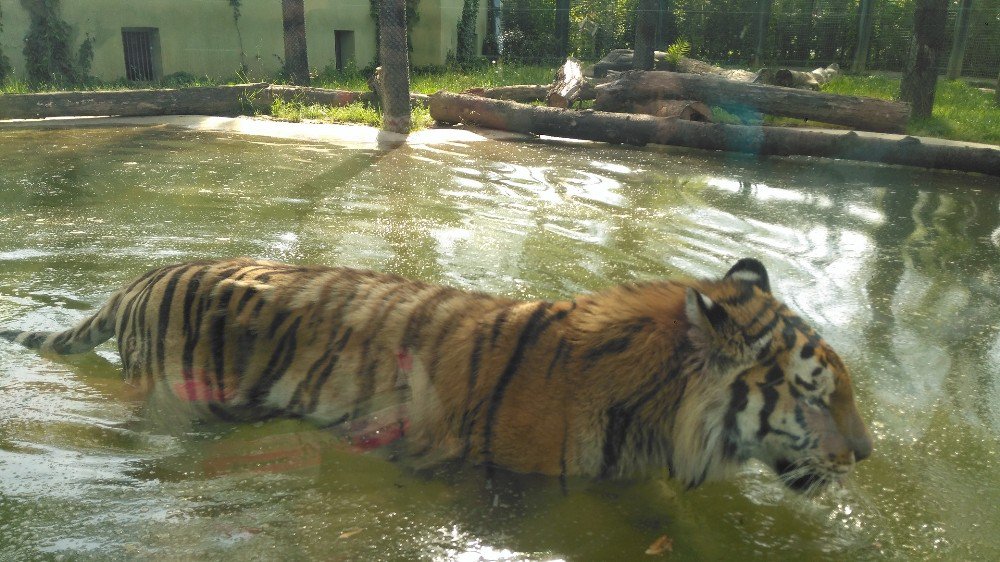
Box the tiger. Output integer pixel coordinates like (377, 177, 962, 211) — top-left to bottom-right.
(1, 257, 872, 492)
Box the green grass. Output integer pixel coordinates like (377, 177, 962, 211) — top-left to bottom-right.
(268, 97, 434, 130)
(821, 75, 998, 145)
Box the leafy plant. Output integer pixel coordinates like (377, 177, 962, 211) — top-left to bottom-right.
(369, 0, 421, 62)
(455, 0, 480, 63)
(664, 38, 690, 66)
(20, 0, 94, 86)
(0, 4, 13, 83)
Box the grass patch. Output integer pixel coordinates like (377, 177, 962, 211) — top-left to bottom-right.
(268, 97, 434, 130)
(269, 98, 382, 127)
(821, 75, 998, 145)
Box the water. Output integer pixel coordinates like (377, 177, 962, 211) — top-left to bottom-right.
(0, 124, 997, 561)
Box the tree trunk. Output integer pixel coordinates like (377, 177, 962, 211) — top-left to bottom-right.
(634, 0, 659, 70)
(547, 58, 585, 108)
(428, 92, 999, 176)
(852, 0, 875, 73)
(555, 0, 571, 61)
(900, 0, 948, 119)
(753, 0, 774, 68)
(596, 70, 910, 133)
(945, 0, 975, 80)
(378, 0, 411, 133)
(281, 0, 310, 85)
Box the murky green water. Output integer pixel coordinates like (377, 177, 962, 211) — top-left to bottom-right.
(0, 124, 997, 561)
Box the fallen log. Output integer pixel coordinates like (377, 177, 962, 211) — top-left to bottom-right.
(428, 92, 999, 176)
(547, 58, 585, 108)
(754, 64, 839, 91)
(631, 99, 714, 121)
(595, 70, 910, 133)
(592, 49, 756, 81)
(463, 84, 549, 102)
(0, 84, 271, 119)
(465, 81, 599, 104)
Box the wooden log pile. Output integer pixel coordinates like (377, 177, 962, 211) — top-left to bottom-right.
(429, 91, 999, 176)
(595, 70, 909, 133)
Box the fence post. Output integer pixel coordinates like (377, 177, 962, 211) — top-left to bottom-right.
(752, 0, 773, 68)
(634, 0, 658, 70)
(945, 0, 974, 80)
(852, 0, 875, 73)
(378, 0, 410, 133)
(555, 0, 571, 61)
(281, 0, 309, 85)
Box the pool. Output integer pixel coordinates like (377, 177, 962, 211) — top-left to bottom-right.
(1, 123, 998, 560)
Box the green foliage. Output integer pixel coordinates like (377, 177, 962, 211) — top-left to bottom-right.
(824, 75, 997, 144)
(569, 0, 639, 60)
(268, 97, 433, 130)
(0, 4, 13, 83)
(20, 0, 94, 86)
(369, 0, 421, 61)
(456, 0, 480, 63)
(664, 38, 690, 66)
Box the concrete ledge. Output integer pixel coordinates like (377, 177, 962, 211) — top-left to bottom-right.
(0, 114, 532, 149)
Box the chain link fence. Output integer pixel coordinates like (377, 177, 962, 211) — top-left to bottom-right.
(498, 0, 999, 79)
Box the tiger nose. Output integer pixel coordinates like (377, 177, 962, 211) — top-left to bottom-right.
(851, 433, 873, 462)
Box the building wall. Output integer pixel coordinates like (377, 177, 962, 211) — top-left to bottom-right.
(0, 0, 486, 83)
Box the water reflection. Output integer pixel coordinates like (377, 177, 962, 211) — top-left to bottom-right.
(0, 126, 998, 560)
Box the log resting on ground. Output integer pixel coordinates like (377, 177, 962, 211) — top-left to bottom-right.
(754, 64, 840, 90)
(429, 91, 998, 176)
(595, 70, 910, 133)
(592, 49, 756, 81)
(630, 100, 714, 121)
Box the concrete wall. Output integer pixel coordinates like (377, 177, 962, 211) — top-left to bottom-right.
(0, 0, 488, 83)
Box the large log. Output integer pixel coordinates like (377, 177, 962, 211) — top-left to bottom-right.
(592, 49, 755, 81)
(0, 84, 271, 119)
(595, 71, 910, 133)
(429, 92, 999, 176)
(754, 64, 839, 91)
(633, 100, 713, 121)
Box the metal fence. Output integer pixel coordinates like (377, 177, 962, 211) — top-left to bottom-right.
(499, 0, 1000, 79)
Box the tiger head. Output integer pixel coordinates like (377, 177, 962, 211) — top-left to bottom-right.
(681, 258, 872, 493)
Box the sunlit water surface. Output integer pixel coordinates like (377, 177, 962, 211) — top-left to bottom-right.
(0, 125, 997, 561)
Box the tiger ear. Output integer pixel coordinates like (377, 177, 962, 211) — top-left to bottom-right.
(685, 287, 728, 334)
(725, 258, 771, 293)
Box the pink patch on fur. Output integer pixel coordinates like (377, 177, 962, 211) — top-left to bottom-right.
(396, 347, 413, 373)
(172, 371, 234, 403)
(349, 419, 410, 452)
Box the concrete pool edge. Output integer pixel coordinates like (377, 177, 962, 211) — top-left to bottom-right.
(0, 114, 535, 148)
